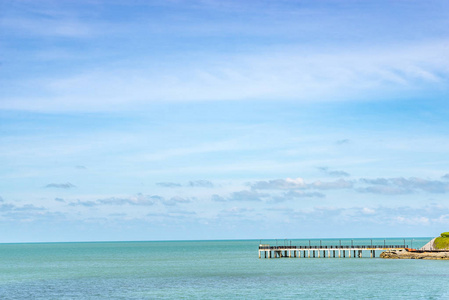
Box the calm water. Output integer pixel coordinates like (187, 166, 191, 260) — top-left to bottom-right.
(1, 238, 448, 299)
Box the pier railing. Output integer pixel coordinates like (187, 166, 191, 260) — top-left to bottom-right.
(259, 245, 408, 250)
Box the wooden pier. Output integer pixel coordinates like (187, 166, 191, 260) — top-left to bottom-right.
(259, 243, 410, 259)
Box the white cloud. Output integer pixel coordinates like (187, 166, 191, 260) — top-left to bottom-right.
(251, 177, 306, 190)
(283, 190, 325, 199)
(362, 207, 376, 215)
(213, 190, 269, 202)
(162, 196, 191, 206)
(218, 207, 254, 217)
(310, 179, 353, 190)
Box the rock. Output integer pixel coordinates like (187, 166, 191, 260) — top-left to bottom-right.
(380, 249, 449, 260)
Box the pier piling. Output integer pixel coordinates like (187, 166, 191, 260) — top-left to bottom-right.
(259, 243, 409, 259)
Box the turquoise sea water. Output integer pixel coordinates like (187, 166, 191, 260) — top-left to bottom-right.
(1, 238, 448, 299)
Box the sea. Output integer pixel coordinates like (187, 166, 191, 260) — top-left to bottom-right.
(1, 238, 448, 299)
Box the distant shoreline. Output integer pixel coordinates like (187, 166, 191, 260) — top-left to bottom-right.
(0, 237, 434, 245)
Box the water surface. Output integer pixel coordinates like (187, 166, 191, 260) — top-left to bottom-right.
(1, 238, 447, 299)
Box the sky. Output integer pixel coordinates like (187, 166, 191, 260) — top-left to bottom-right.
(1, 0, 449, 243)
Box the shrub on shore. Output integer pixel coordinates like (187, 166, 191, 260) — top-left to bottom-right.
(434, 232, 449, 250)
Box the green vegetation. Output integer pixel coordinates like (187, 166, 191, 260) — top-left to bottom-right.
(434, 232, 449, 250)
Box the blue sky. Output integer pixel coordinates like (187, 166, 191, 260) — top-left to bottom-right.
(1, 0, 449, 242)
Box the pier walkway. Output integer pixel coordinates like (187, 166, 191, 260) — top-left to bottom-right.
(259, 243, 410, 259)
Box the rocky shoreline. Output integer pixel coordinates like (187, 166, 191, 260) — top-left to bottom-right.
(380, 249, 449, 260)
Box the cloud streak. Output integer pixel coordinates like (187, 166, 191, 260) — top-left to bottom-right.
(189, 180, 214, 188)
(156, 182, 182, 187)
(3, 40, 448, 112)
(250, 176, 449, 196)
(251, 178, 353, 191)
(212, 190, 268, 202)
(67, 193, 191, 207)
(318, 167, 350, 177)
(162, 196, 191, 206)
(250, 178, 307, 190)
(45, 182, 76, 189)
(283, 190, 326, 199)
(274, 204, 449, 227)
(358, 177, 449, 194)
(97, 194, 157, 206)
(0, 198, 47, 213)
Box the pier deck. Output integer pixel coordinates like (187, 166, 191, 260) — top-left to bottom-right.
(259, 244, 410, 258)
